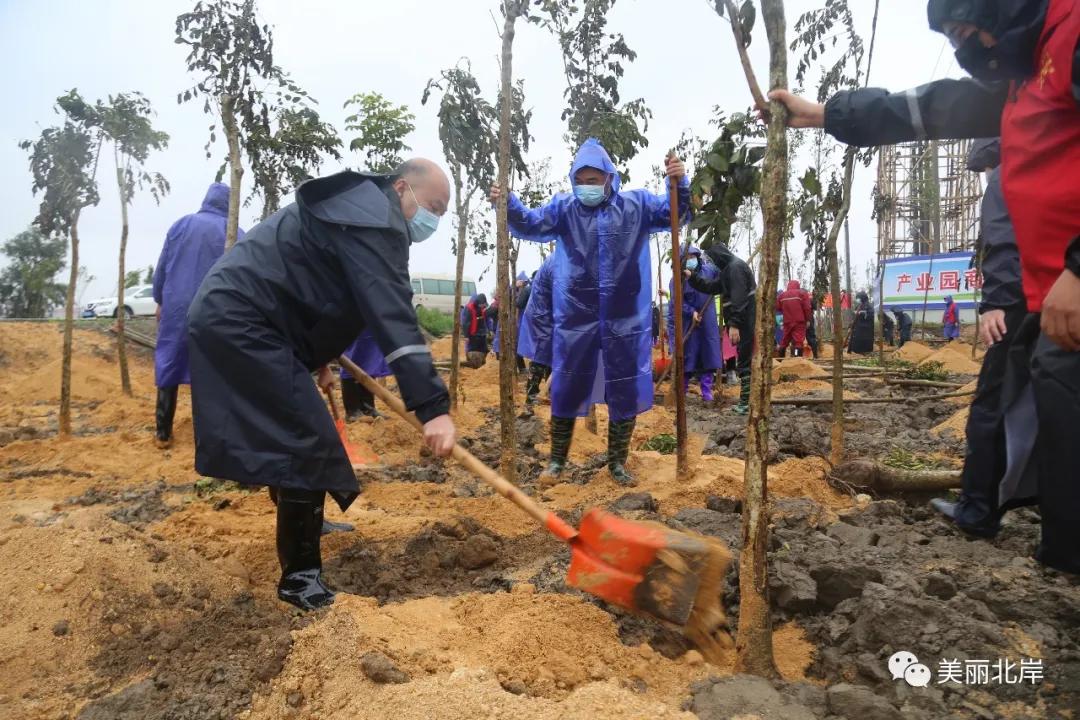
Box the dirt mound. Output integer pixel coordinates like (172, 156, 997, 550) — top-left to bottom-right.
(932, 407, 970, 439)
(918, 345, 982, 375)
(893, 341, 935, 363)
(772, 358, 822, 381)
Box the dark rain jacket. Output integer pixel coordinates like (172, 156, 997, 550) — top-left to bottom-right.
(687, 242, 757, 334)
(967, 139, 1026, 313)
(895, 311, 914, 343)
(186, 172, 448, 510)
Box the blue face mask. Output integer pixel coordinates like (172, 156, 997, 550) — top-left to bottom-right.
(574, 184, 607, 207)
(406, 182, 440, 243)
(685, 257, 700, 271)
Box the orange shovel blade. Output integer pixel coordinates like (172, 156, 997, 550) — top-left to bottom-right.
(335, 418, 380, 467)
(566, 509, 723, 627)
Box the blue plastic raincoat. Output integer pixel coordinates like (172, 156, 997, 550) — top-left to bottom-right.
(517, 257, 554, 366)
(152, 183, 240, 387)
(340, 328, 391, 380)
(666, 248, 722, 374)
(504, 139, 690, 421)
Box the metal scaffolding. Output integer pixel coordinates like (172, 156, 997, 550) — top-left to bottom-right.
(875, 139, 984, 260)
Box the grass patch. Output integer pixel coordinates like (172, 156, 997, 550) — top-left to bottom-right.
(641, 433, 677, 455)
(416, 306, 455, 338)
(901, 360, 949, 382)
(882, 447, 951, 471)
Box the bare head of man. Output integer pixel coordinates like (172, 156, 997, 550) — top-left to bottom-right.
(392, 158, 451, 222)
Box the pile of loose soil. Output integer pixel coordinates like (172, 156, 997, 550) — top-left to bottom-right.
(918, 346, 983, 375)
(932, 407, 971, 439)
(772, 358, 824, 381)
(894, 341, 936, 364)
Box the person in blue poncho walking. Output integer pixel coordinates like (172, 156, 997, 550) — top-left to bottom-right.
(151, 182, 241, 448)
(518, 258, 555, 414)
(489, 139, 689, 486)
(340, 329, 390, 420)
(667, 246, 723, 403)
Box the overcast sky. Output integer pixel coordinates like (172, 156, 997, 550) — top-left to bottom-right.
(0, 0, 963, 306)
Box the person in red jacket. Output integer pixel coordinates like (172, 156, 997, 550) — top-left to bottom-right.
(767, 0, 1080, 575)
(776, 280, 813, 357)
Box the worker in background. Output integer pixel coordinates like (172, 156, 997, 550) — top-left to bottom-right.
(152, 182, 239, 449)
(187, 160, 457, 610)
(461, 293, 489, 368)
(892, 308, 914, 348)
(767, 0, 1080, 574)
(848, 291, 875, 354)
(687, 242, 758, 415)
(943, 295, 961, 341)
(651, 301, 661, 347)
(490, 139, 689, 486)
(882, 310, 896, 347)
(668, 246, 723, 403)
(806, 297, 820, 359)
(518, 257, 554, 414)
(340, 329, 388, 420)
(776, 279, 812, 357)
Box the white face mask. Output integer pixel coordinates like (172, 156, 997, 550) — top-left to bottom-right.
(406, 182, 439, 243)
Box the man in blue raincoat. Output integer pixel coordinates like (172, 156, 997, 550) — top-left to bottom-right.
(489, 139, 689, 486)
(667, 247, 723, 403)
(340, 329, 391, 420)
(518, 258, 555, 414)
(151, 182, 240, 448)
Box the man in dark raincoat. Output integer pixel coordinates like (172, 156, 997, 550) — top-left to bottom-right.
(461, 293, 489, 367)
(931, 139, 1030, 537)
(151, 182, 239, 448)
(489, 140, 689, 486)
(776, 279, 812, 357)
(187, 159, 457, 610)
(667, 247, 723, 402)
(769, 0, 1080, 574)
(518, 258, 554, 413)
(848, 292, 876, 354)
(893, 307, 914, 347)
(340, 329, 390, 420)
(687, 242, 758, 414)
(881, 310, 896, 347)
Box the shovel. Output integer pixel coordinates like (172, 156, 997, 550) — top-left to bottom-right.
(339, 354, 732, 644)
(323, 385, 380, 469)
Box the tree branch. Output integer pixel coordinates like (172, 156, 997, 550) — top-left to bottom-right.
(718, 0, 769, 115)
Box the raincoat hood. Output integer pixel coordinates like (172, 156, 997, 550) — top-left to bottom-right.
(683, 245, 702, 258)
(927, 0, 1049, 80)
(200, 182, 231, 216)
(787, 280, 802, 291)
(569, 138, 620, 200)
(470, 293, 487, 308)
(967, 138, 1002, 171)
(705, 242, 738, 271)
(945, 295, 955, 304)
(516, 271, 529, 282)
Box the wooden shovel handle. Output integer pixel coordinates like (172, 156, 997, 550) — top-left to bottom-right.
(338, 355, 577, 542)
(323, 385, 341, 422)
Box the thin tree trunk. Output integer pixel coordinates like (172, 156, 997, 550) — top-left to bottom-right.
(670, 182, 688, 479)
(221, 95, 243, 251)
(60, 213, 81, 437)
(495, 1, 520, 483)
(826, 150, 856, 466)
(843, 218, 853, 300)
(115, 160, 132, 396)
(734, 0, 787, 678)
(449, 173, 468, 410)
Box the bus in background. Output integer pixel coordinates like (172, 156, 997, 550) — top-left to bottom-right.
(410, 274, 477, 314)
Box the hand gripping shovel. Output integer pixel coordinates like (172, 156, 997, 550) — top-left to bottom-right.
(323, 385, 380, 469)
(339, 355, 732, 647)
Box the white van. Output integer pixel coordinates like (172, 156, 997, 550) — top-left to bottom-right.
(410, 274, 477, 314)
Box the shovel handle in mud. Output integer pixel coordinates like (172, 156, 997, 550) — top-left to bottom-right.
(323, 385, 343, 422)
(338, 355, 577, 543)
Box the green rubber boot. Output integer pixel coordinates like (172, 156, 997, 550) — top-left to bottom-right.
(607, 418, 637, 487)
(734, 371, 751, 415)
(540, 416, 575, 486)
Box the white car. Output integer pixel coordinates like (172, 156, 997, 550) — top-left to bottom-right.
(82, 284, 157, 319)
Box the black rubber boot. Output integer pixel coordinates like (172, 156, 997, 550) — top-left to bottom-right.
(268, 487, 353, 536)
(541, 416, 575, 485)
(275, 488, 336, 610)
(341, 378, 381, 421)
(155, 386, 179, 447)
(607, 418, 637, 487)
